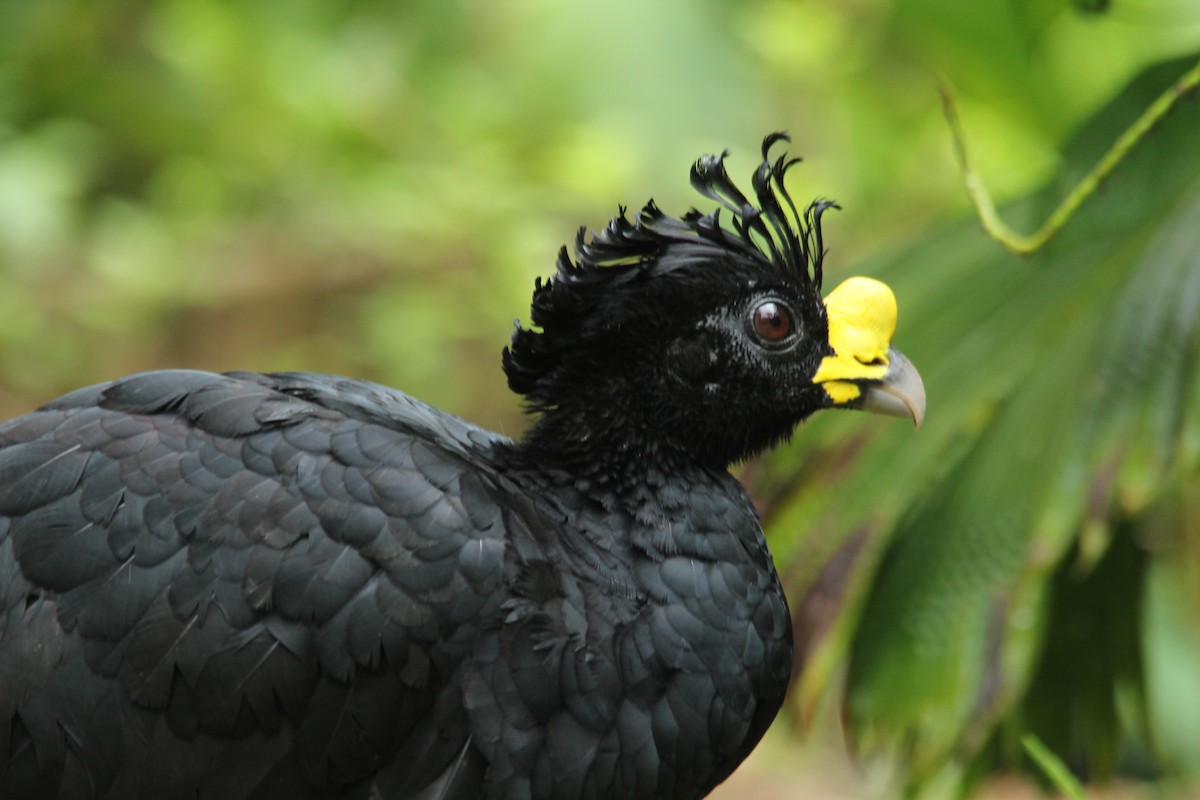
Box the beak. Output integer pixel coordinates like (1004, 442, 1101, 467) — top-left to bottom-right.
(859, 347, 926, 428)
(812, 277, 926, 429)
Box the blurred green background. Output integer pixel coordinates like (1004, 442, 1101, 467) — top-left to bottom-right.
(2, 1, 1199, 797)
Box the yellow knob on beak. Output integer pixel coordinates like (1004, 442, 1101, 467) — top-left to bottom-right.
(813, 277, 926, 428)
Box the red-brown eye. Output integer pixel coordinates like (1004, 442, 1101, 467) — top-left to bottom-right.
(751, 301, 795, 345)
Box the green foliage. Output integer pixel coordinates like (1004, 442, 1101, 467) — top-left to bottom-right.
(767, 58, 1200, 795)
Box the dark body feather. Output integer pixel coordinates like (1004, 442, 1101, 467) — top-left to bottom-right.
(0, 370, 789, 799)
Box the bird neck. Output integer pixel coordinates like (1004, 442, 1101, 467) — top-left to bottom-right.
(516, 405, 722, 482)
(501, 417, 762, 566)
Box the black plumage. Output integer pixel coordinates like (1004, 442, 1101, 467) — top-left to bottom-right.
(0, 134, 924, 799)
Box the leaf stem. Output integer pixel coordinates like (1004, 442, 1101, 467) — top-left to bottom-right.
(1021, 734, 1088, 799)
(941, 57, 1200, 256)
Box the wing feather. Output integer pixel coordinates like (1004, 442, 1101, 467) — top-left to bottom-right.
(0, 370, 511, 797)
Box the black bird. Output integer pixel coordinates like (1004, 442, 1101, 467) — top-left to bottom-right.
(0, 134, 924, 800)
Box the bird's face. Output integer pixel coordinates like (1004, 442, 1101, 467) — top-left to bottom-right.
(505, 134, 924, 469)
(628, 259, 923, 466)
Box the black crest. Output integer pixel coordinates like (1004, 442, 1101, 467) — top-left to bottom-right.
(503, 132, 839, 403)
(685, 131, 839, 289)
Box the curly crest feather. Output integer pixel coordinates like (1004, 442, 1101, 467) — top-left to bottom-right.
(503, 133, 838, 406)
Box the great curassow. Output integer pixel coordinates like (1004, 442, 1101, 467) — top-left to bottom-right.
(0, 134, 924, 799)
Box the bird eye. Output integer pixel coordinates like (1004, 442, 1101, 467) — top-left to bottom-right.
(749, 300, 796, 346)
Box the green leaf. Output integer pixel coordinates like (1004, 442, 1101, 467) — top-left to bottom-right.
(766, 54, 1200, 792)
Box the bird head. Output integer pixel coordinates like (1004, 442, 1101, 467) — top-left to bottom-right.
(504, 133, 924, 469)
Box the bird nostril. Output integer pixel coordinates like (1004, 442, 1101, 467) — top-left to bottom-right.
(856, 356, 887, 367)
